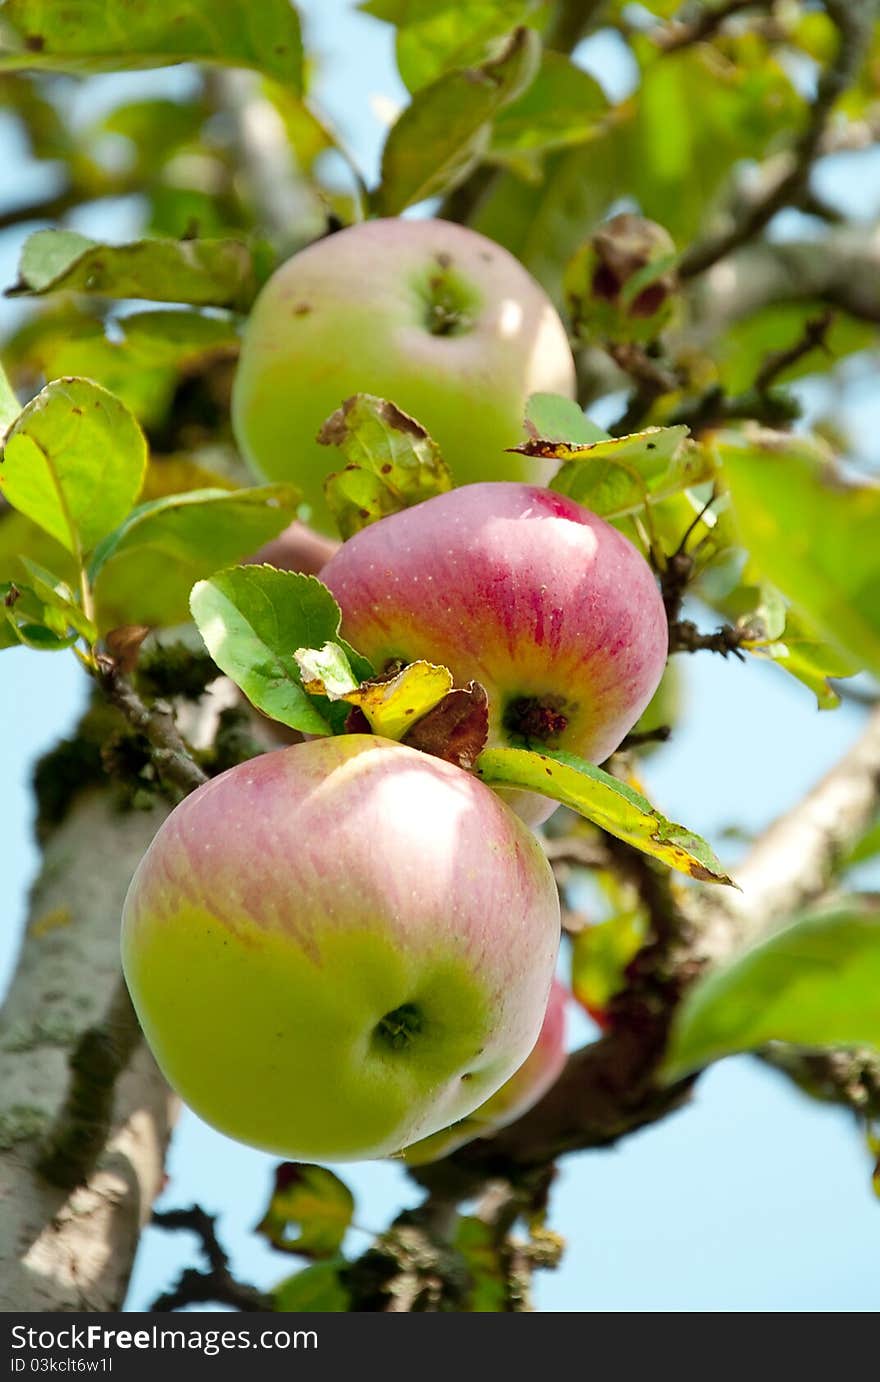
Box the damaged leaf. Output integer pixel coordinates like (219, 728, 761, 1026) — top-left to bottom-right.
(320, 393, 452, 539)
(476, 745, 734, 885)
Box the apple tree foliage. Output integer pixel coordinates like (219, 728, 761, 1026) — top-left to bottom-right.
(1, 0, 880, 1312)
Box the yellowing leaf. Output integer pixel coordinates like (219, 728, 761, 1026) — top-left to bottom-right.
(296, 645, 454, 741)
(257, 1163, 354, 1260)
(476, 746, 734, 885)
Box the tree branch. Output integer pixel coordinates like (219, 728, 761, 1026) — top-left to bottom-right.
(150, 1207, 270, 1312)
(36, 978, 142, 1190)
(94, 658, 208, 796)
(679, 2, 878, 279)
(0, 675, 233, 1310)
(413, 703, 880, 1197)
(654, 1, 774, 54)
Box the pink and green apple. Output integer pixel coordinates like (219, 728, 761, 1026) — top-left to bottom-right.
(321, 483, 669, 822)
(232, 218, 576, 533)
(404, 978, 568, 1164)
(121, 735, 561, 1161)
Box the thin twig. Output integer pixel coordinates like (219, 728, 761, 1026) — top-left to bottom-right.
(151, 1207, 270, 1312)
(753, 307, 835, 393)
(617, 724, 672, 750)
(655, 0, 774, 53)
(668, 619, 748, 658)
(94, 656, 208, 796)
(680, 1, 878, 279)
(607, 343, 680, 436)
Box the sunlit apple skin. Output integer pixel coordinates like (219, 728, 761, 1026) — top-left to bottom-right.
(232, 218, 576, 533)
(121, 735, 560, 1161)
(321, 484, 669, 823)
(403, 979, 568, 1164)
(248, 520, 338, 575)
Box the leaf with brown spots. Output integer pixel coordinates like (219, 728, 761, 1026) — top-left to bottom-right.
(257, 1163, 354, 1260)
(403, 681, 489, 769)
(475, 745, 735, 886)
(517, 425, 705, 521)
(320, 393, 451, 540)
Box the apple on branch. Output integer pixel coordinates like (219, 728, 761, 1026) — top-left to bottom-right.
(121, 735, 561, 1161)
(232, 218, 576, 533)
(321, 482, 669, 823)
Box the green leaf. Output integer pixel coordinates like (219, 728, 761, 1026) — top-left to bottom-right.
(724, 594, 858, 710)
(396, 3, 541, 92)
(19, 557, 96, 642)
(843, 816, 880, 870)
(190, 566, 366, 735)
(571, 908, 646, 1026)
(473, 132, 627, 302)
(719, 430, 880, 678)
(476, 745, 734, 885)
(88, 484, 300, 630)
(489, 50, 607, 166)
(544, 426, 708, 520)
(454, 1216, 507, 1312)
(524, 392, 609, 445)
(297, 647, 455, 740)
(361, 3, 548, 91)
(0, 0, 304, 89)
(627, 35, 801, 244)
(11, 229, 259, 310)
(11, 309, 239, 428)
(1, 580, 80, 651)
(0, 357, 20, 433)
(257, 1163, 355, 1260)
(663, 900, 880, 1081)
(273, 1257, 351, 1312)
(0, 378, 147, 558)
(319, 393, 452, 539)
(376, 25, 540, 213)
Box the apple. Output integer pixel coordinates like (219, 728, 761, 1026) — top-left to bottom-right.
(121, 735, 560, 1161)
(403, 978, 568, 1164)
(232, 218, 576, 533)
(321, 483, 669, 822)
(247, 520, 338, 575)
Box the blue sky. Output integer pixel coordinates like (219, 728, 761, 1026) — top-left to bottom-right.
(1, 0, 879, 1313)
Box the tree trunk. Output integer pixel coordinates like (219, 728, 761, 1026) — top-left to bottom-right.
(0, 791, 176, 1311)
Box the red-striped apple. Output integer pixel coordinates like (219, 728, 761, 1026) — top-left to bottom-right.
(321, 483, 668, 822)
(232, 218, 576, 533)
(121, 735, 560, 1161)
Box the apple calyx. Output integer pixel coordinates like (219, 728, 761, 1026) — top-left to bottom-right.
(503, 694, 570, 745)
(418, 253, 479, 338)
(374, 1002, 424, 1052)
